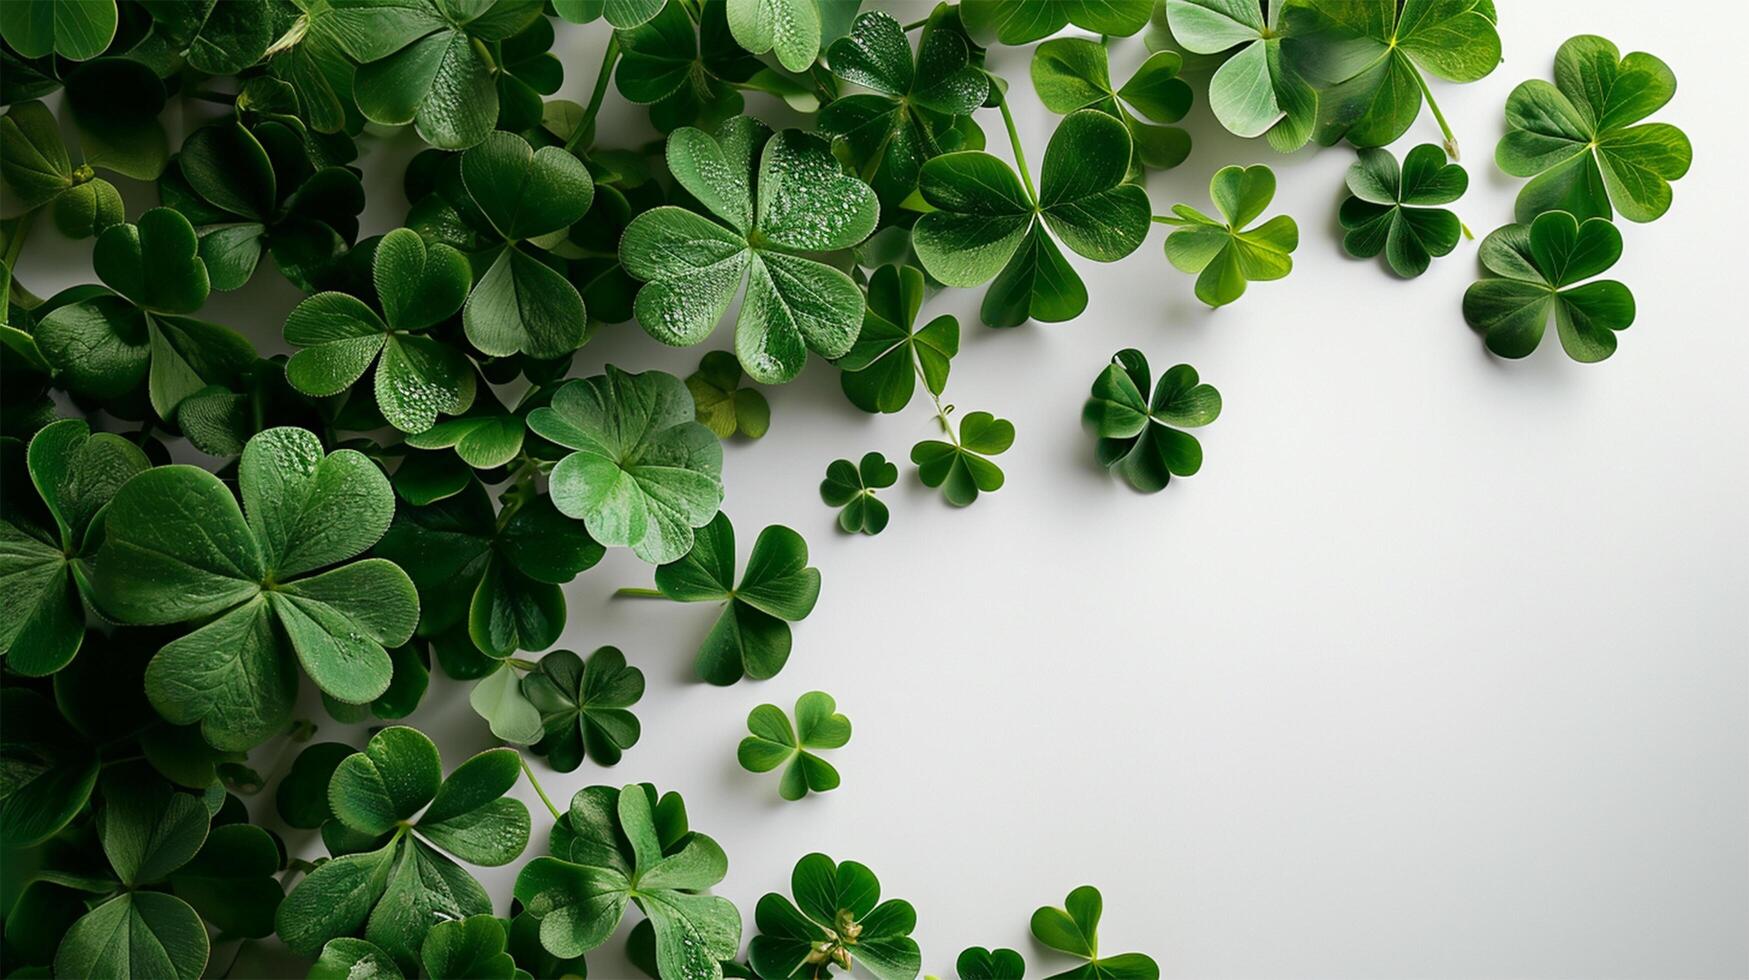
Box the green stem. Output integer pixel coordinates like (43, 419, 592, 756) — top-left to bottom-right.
(995, 92, 1038, 205)
(493, 457, 541, 532)
(912, 357, 957, 444)
(568, 34, 622, 153)
(2, 210, 35, 270)
(471, 37, 499, 74)
(1410, 68, 1459, 159)
(615, 587, 666, 598)
(900, 16, 928, 30)
(507, 657, 540, 672)
(1151, 214, 1189, 226)
(1460, 220, 1475, 241)
(520, 755, 563, 821)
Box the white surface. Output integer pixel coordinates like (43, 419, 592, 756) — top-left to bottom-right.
(16, 2, 1748, 977)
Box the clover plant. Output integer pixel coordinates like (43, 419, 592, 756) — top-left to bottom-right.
(1340, 144, 1469, 278)
(752, 852, 921, 980)
(1032, 39, 1192, 171)
(688, 349, 771, 439)
(1084, 350, 1221, 494)
(822, 451, 899, 535)
(960, 947, 1029, 979)
(1157, 0, 1317, 151)
(738, 690, 852, 800)
(524, 645, 647, 770)
(1463, 210, 1635, 362)
(961, 0, 1152, 46)
(1031, 885, 1159, 980)
(1, 100, 125, 238)
(1159, 164, 1298, 308)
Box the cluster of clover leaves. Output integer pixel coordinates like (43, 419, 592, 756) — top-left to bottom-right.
(0, 0, 1690, 976)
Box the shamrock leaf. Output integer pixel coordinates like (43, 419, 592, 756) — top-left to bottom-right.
(960, 947, 1028, 979)
(469, 658, 545, 744)
(168, 822, 287, 940)
(1030, 885, 1159, 980)
(276, 741, 356, 830)
(524, 646, 647, 770)
(2, 418, 148, 675)
(93, 426, 419, 750)
(1083, 350, 1221, 493)
(176, 356, 328, 459)
(0, 688, 99, 847)
(620, 119, 879, 383)
(646, 511, 822, 684)
(0, 0, 116, 60)
(554, 0, 665, 29)
(262, 1, 364, 135)
(0, 100, 125, 238)
(1496, 34, 1693, 223)
(309, 938, 407, 980)
(401, 381, 547, 474)
(614, 0, 761, 134)
(1032, 39, 1192, 170)
(1462, 210, 1635, 363)
(276, 727, 531, 972)
(1160, 164, 1298, 308)
(820, 10, 990, 207)
(738, 691, 852, 800)
(688, 350, 771, 439)
(821, 451, 898, 535)
(911, 410, 1014, 507)
(1339, 144, 1468, 278)
(131, 0, 271, 76)
(751, 853, 921, 980)
(837, 264, 958, 414)
(421, 914, 518, 979)
(528, 366, 724, 564)
(961, 0, 1152, 46)
(515, 784, 741, 979)
(1161, 0, 1316, 150)
(913, 109, 1150, 327)
(727, 0, 824, 72)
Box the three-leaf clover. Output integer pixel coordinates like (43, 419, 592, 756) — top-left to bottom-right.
(912, 410, 1014, 507)
(961, 0, 1152, 46)
(528, 366, 724, 564)
(93, 426, 419, 750)
(821, 452, 898, 535)
(620, 118, 879, 384)
(1495, 34, 1693, 223)
(837, 264, 958, 415)
(738, 691, 852, 801)
(310, 912, 522, 980)
(1083, 350, 1221, 493)
(0, 0, 117, 61)
(0, 100, 125, 238)
(284, 227, 475, 433)
(688, 350, 772, 439)
(960, 947, 1028, 979)
(276, 726, 531, 972)
(1462, 210, 1635, 363)
(913, 109, 1150, 327)
(1339, 143, 1468, 278)
(751, 852, 921, 980)
(1031, 39, 1192, 170)
(1160, 164, 1298, 308)
(1161, 0, 1317, 151)
(524, 646, 646, 770)
(614, 0, 762, 134)
(553, 0, 664, 29)
(727, 0, 825, 72)
(1030, 885, 1159, 980)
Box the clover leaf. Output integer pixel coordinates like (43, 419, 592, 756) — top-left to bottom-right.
(1161, 0, 1316, 150)
(0, 100, 125, 238)
(1031, 39, 1191, 170)
(469, 658, 546, 744)
(821, 451, 898, 535)
(261, 1, 364, 135)
(838, 264, 958, 415)
(913, 109, 1150, 327)
(528, 366, 724, 564)
(515, 784, 741, 979)
(1160, 164, 1297, 308)
(960, 947, 1028, 979)
(93, 426, 419, 750)
(620, 118, 879, 383)
(401, 382, 545, 473)
(688, 350, 771, 439)
(1340, 144, 1468, 278)
(751, 852, 921, 980)
(554, 0, 664, 29)
(276, 727, 531, 972)
(2, 418, 148, 675)
(738, 691, 852, 801)
(614, 0, 761, 134)
(1462, 210, 1635, 363)
(912, 410, 1014, 507)
(727, 0, 824, 72)
(176, 356, 327, 459)
(961, 0, 1152, 46)
(0, 0, 116, 61)
(524, 646, 646, 770)
(1496, 34, 1692, 223)
(1084, 350, 1221, 494)
(820, 10, 990, 207)
(421, 914, 519, 979)
(133, 0, 272, 76)
(0, 688, 98, 847)
(1031, 885, 1159, 980)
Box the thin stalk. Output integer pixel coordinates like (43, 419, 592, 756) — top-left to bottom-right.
(507, 657, 540, 672)
(995, 94, 1038, 205)
(1151, 214, 1189, 226)
(900, 16, 929, 30)
(912, 357, 957, 443)
(519, 755, 563, 821)
(615, 586, 666, 598)
(568, 34, 622, 153)
(1410, 69, 1459, 160)
(2, 210, 36, 270)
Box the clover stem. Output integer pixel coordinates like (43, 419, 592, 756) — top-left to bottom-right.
(1410, 69, 1459, 160)
(912, 358, 958, 445)
(568, 34, 622, 153)
(1, 210, 33, 279)
(900, 16, 929, 30)
(519, 755, 563, 821)
(494, 456, 542, 532)
(507, 657, 540, 672)
(1150, 214, 1189, 226)
(615, 587, 666, 598)
(995, 92, 1038, 205)
(1461, 220, 1475, 241)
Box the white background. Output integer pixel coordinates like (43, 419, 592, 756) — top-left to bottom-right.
(16, 2, 1748, 977)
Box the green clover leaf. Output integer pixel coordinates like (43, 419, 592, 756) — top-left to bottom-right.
(276, 741, 356, 830)
(0, 688, 99, 847)
(1162, 0, 1316, 151)
(1031, 885, 1159, 980)
(1462, 210, 1634, 363)
(960, 947, 1028, 979)
(523, 646, 646, 770)
(175, 356, 329, 459)
(309, 938, 406, 980)
(0, 0, 117, 61)
(553, 0, 664, 29)
(913, 109, 1150, 327)
(0, 100, 125, 238)
(1032, 39, 1192, 170)
(821, 451, 898, 536)
(276, 727, 531, 972)
(687, 350, 772, 439)
(727, 0, 823, 72)
(262, 2, 365, 135)
(1083, 350, 1221, 494)
(961, 0, 1152, 46)
(911, 410, 1014, 507)
(751, 852, 921, 980)
(469, 658, 546, 744)
(621, 118, 879, 383)
(401, 383, 543, 473)
(1161, 164, 1298, 308)
(1495, 34, 1692, 223)
(838, 264, 959, 415)
(93, 426, 419, 750)
(737, 691, 852, 801)
(614, 0, 761, 134)
(168, 822, 287, 941)
(1339, 143, 1468, 278)
(420, 914, 518, 980)
(133, 0, 272, 76)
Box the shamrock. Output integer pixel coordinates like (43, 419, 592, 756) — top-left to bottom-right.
(727, 0, 825, 72)
(1286, 0, 1500, 155)
(131, 0, 272, 76)
(311, 916, 525, 980)
(1083, 350, 1221, 493)
(0, 100, 125, 238)
(961, 0, 1152, 46)
(401, 382, 547, 474)
(528, 367, 725, 564)
(837, 264, 958, 415)
(619, 118, 879, 384)
(1031, 39, 1192, 170)
(1462, 210, 1635, 363)
(93, 426, 420, 750)
(34, 207, 257, 419)
(751, 853, 921, 980)
(912, 410, 1014, 507)
(820, 10, 990, 207)
(1496, 34, 1692, 223)
(688, 350, 772, 439)
(515, 784, 741, 979)
(176, 356, 328, 458)
(0, 0, 116, 61)
(821, 451, 898, 535)
(738, 691, 852, 800)
(625, 918, 759, 979)
(469, 657, 546, 745)
(641, 511, 822, 684)
(261, 1, 364, 135)
(912, 109, 1150, 327)
(0, 688, 98, 848)
(960, 947, 1028, 979)
(1339, 144, 1468, 278)
(553, 0, 664, 29)
(524, 646, 647, 770)
(614, 0, 762, 134)
(1030, 885, 1159, 980)
(1160, 0, 1316, 151)
(1159, 164, 1298, 308)
(276, 727, 531, 972)
(2, 418, 148, 675)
